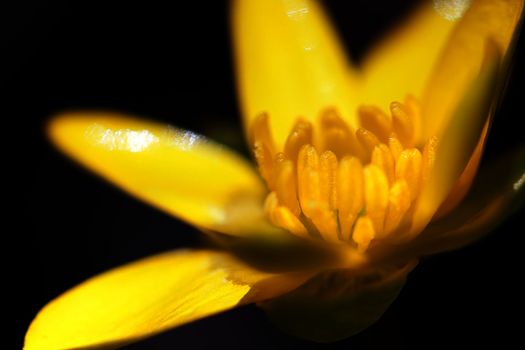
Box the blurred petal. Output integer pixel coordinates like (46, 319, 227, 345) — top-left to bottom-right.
(25, 249, 309, 350)
(362, 2, 457, 111)
(434, 123, 487, 218)
(210, 230, 365, 273)
(233, 0, 359, 146)
(422, 0, 524, 138)
(260, 260, 416, 342)
(412, 43, 500, 235)
(413, 147, 525, 255)
(48, 112, 270, 236)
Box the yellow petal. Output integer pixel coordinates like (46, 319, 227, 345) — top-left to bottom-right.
(48, 112, 268, 236)
(434, 123, 487, 218)
(361, 2, 458, 111)
(422, 0, 524, 138)
(412, 43, 500, 235)
(367, 149, 524, 268)
(25, 249, 308, 350)
(411, 147, 525, 255)
(232, 0, 359, 146)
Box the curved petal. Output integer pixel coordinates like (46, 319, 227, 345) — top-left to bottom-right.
(232, 0, 359, 147)
(370, 147, 524, 265)
(260, 260, 416, 342)
(361, 2, 458, 111)
(48, 112, 270, 236)
(434, 124, 487, 218)
(24, 249, 310, 350)
(411, 44, 500, 236)
(422, 0, 524, 138)
(413, 147, 525, 255)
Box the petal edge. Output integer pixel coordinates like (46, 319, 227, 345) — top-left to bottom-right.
(25, 249, 308, 350)
(48, 112, 269, 236)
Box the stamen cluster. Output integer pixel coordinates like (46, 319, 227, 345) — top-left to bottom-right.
(252, 97, 437, 251)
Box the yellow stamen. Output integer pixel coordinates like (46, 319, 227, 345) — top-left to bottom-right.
(396, 148, 423, 201)
(358, 105, 392, 142)
(252, 97, 434, 250)
(297, 144, 321, 218)
(275, 159, 301, 215)
(251, 113, 276, 153)
(372, 144, 395, 185)
(391, 101, 416, 147)
(263, 191, 279, 223)
(319, 151, 338, 210)
(384, 180, 411, 235)
(284, 119, 313, 162)
(273, 205, 309, 238)
(353, 216, 375, 252)
(337, 156, 364, 240)
(254, 141, 275, 188)
(320, 108, 365, 159)
(356, 128, 380, 158)
(364, 164, 389, 238)
(388, 136, 404, 160)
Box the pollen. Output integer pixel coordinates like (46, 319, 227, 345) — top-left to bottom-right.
(251, 96, 436, 251)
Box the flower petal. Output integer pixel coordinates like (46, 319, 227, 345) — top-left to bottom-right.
(48, 112, 270, 236)
(260, 260, 416, 342)
(434, 123, 487, 218)
(416, 147, 524, 254)
(232, 0, 359, 146)
(25, 249, 309, 350)
(412, 43, 500, 235)
(361, 2, 458, 111)
(422, 0, 524, 138)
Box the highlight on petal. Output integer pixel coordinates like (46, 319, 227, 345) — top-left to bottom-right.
(422, 0, 524, 138)
(411, 42, 500, 235)
(25, 249, 309, 350)
(361, 1, 459, 112)
(48, 112, 270, 236)
(232, 0, 359, 146)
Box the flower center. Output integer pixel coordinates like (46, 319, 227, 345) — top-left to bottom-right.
(251, 96, 438, 252)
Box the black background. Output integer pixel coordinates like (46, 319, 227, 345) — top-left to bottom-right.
(7, 1, 525, 349)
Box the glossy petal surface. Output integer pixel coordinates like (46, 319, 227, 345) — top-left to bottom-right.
(48, 113, 269, 236)
(362, 2, 457, 112)
(25, 249, 307, 350)
(233, 0, 359, 145)
(422, 0, 524, 138)
(412, 44, 500, 234)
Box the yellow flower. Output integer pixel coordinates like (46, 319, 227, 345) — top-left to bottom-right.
(25, 0, 524, 348)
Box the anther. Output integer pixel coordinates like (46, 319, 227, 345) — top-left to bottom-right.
(353, 216, 375, 252)
(372, 144, 395, 185)
(337, 156, 364, 240)
(356, 128, 380, 159)
(284, 119, 313, 162)
(358, 105, 392, 142)
(384, 180, 411, 236)
(275, 159, 301, 215)
(396, 148, 423, 200)
(251, 113, 276, 153)
(252, 96, 433, 251)
(391, 102, 415, 147)
(364, 165, 389, 237)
